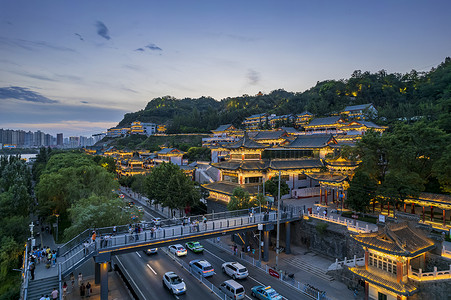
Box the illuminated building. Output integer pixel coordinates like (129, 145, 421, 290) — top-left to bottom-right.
(349, 222, 438, 300)
(341, 103, 377, 120)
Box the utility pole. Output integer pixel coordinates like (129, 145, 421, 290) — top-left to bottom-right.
(275, 170, 281, 269)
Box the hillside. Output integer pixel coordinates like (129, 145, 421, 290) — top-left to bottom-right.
(116, 58, 451, 134)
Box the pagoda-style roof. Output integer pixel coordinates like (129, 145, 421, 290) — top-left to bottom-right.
(202, 181, 261, 196)
(352, 222, 435, 257)
(343, 103, 374, 112)
(283, 134, 336, 148)
(305, 116, 342, 127)
(211, 160, 267, 171)
(253, 131, 288, 141)
(324, 157, 360, 167)
(268, 159, 323, 170)
(306, 172, 348, 183)
(157, 148, 184, 155)
(279, 127, 298, 134)
(221, 132, 268, 149)
(297, 111, 314, 116)
(349, 266, 418, 296)
(213, 124, 235, 132)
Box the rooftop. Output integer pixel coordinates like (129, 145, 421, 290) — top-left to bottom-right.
(343, 103, 374, 111)
(283, 134, 336, 148)
(305, 116, 342, 127)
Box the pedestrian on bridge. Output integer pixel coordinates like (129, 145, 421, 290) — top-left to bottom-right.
(112, 225, 117, 235)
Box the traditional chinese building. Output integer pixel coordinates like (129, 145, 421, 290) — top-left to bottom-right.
(303, 116, 345, 135)
(349, 222, 436, 300)
(295, 111, 314, 128)
(342, 103, 377, 120)
(242, 113, 267, 130)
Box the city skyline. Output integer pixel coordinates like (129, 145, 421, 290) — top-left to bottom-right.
(1, 0, 451, 136)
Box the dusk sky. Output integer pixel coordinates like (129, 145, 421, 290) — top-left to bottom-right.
(0, 0, 450, 136)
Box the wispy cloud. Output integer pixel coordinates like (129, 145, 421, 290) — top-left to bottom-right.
(0, 86, 58, 103)
(247, 69, 260, 85)
(135, 43, 162, 52)
(74, 33, 84, 41)
(0, 36, 76, 52)
(146, 43, 162, 51)
(95, 21, 111, 40)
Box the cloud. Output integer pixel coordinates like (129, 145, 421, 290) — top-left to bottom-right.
(0, 86, 58, 103)
(247, 69, 260, 85)
(95, 21, 111, 40)
(74, 33, 84, 41)
(145, 43, 162, 51)
(0, 36, 76, 52)
(134, 43, 163, 52)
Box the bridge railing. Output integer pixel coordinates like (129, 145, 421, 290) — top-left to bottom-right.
(60, 210, 301, 274)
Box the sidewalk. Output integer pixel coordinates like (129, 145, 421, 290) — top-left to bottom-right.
(33, 226, 60, 280)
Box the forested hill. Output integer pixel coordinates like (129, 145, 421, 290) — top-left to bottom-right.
(118, 57, 451, 133)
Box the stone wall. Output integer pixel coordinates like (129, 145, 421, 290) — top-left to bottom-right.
(425, 252, 451, 272)
(410, 280, 451, 300)
(290, 218, 364, 259)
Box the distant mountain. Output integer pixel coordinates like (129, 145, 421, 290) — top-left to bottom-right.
(117, 57, 451, 134)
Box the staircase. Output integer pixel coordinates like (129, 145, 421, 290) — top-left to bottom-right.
(282, 257, 334, 281)
(26, 276, 59, 300)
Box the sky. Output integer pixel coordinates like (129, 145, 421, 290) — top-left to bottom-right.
(0, 0, 450, 137)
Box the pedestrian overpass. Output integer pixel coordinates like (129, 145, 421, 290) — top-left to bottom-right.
(28, 207, 303, 300)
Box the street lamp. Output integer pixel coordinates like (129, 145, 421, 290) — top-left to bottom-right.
(54, 214, 59, 243)
(29, 222, 34, 238)
(275, 170, 281, 269)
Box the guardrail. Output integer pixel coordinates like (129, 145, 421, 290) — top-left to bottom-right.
(22, 242, 29, 300)
(442, 245, 451, 259)
(60, 210, 302, 275)
(307, 212, 375, 233)
(328, 256, 365, 271)
(408, 265, 451, 281)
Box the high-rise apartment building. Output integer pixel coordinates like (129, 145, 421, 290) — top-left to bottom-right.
(57, 133, 63, 146)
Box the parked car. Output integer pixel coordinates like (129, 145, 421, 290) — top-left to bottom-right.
(143, 248, 158, 255)
(169, 244, 187, 256)
(162, 271, 186, 295)
(251, 286, 282, 300)
(219, 280, 245, 299)
(222, 261, 248, 279)
(137, 206, 144, 213)
(189, 259, 214, 277)
(185, 241, 204, 253)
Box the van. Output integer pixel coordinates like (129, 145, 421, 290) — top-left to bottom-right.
(219, 279, 245, 300)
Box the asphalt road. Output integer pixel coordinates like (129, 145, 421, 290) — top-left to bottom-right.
(116, 249, 214, 300)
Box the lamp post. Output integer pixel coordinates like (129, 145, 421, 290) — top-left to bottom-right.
(54, 214, 59, 243)
(275, 170, 281, 269)
(29, 222, 34, 239)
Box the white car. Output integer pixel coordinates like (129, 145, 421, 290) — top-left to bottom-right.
(222, 262, 249, 279)
(162, 271, 186, 295)
(169, 244, 187, 256)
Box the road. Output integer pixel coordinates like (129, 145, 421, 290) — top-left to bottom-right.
(120, 188, 309, 299)
(116, 249, 214, 300)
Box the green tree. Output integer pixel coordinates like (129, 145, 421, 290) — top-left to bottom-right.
(265, 176, 290, 205)
(227, 188, 251, 211)
(346, 170, 378, 212)
(64, 195, 136, 239)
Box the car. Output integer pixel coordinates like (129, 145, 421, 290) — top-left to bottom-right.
(143, 248, 158, 255)
(185, 241, 204, 253)
(152, 217, 161, 226)
(162, 271, 186, 295)
(169, 244, 187, 256)
(189, 259, 214, 277)
(222, 261, 248, 279)
(119, 193, 125, 199)
(220, 280, 245, 300)
(137, 206, 144, 213)
(251, 286, 282, 300)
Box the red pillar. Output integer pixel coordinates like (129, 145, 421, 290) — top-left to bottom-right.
(443, 209, 446, 227)
(431, 206, 434, 221)
(325, 188, 328, 206)
(364, 282, 369, 300)
(372, 201, 375, 213)
(404, 203, 406, 213)
(411, 203, 415, 214)
(319, 188, 322, 205)
(422, 206, 425, 222)
(388, 202, 390, 217)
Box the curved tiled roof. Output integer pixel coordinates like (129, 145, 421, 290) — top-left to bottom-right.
(211, 160, 267, 171)
(221, 132, 268, 149)
(349, 266, 417, 296)
(283, 134, 336, 148)
(352, 222, 435, 257)
(305, 116, 341, 127)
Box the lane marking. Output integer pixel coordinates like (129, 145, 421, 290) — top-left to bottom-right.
(115, 256, 147, 300)
(135, 251, 141, 258)
(175, 296, 180, 300)
(245, 295, 252, 300)
(147, 263, 157, 275)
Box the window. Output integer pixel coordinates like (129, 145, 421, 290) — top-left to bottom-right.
(369, 253, 397, 275)
(298, 174, 307, 180)
(281, 175, 289, 182)
(378, 292, 387, 300)
(245, 176, 262, 183)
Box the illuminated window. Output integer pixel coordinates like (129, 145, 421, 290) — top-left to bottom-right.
(378, 292, 387, 300)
